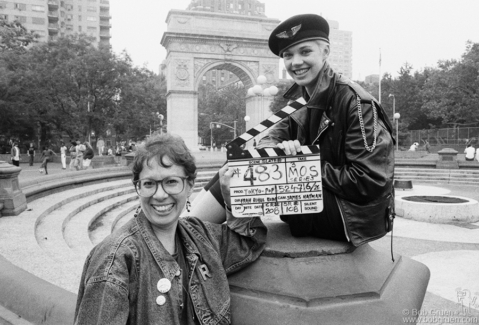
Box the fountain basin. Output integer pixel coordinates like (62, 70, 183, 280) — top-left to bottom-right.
(395, 195, 479, 223)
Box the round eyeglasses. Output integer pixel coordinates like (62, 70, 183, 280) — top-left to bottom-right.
(133, 176, 189, 197)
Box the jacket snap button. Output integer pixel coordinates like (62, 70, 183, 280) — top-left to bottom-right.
(325, 120, 329, 125)
(175, 269, 181, 276)
(156, 295, 166, 306)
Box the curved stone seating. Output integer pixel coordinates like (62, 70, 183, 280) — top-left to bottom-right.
(395, 167, 479, 185)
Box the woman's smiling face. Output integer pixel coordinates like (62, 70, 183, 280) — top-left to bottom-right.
(282, 40, 329, 94)
(138, 156, 193, 232)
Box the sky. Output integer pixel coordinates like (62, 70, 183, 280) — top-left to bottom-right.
(110, 0, 479, 81)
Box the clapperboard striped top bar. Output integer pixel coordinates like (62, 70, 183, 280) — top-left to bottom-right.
(227, 97, 320, 159)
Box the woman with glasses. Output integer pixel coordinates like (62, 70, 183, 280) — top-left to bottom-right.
(74, 133, 267, 325)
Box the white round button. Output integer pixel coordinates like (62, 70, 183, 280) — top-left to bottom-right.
(175, 269, 181, 277)
(157, 278, 171, 293)
(156, 295, 166, 306)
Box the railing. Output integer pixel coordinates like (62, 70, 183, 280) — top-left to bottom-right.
(409, 127, 479, 146)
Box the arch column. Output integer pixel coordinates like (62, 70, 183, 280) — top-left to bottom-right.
(166, 90, 198, 150)
(245, 96, 274, 147)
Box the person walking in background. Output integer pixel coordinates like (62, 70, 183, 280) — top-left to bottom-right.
(69, 141, 77, 171)
(424, 140, 431, 154)
(409, 142, 419, 151)
(115, 145, 122, 166)
(82, 142, 94, 170)
(10, 142, 20, 166)
(464, 144, 475, 161)
(107, 146, 113, 156)
(60, 142, 67, 170)
(76, 139, 85, 170)
(39, 146, 57, 175)
(96, 137, 105, 156)
(27, 143, 35, 166)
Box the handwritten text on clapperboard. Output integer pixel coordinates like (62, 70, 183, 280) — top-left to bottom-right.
(228, 155, 323, 218)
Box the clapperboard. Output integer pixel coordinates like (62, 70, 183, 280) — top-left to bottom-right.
(226, 98, 323, 218)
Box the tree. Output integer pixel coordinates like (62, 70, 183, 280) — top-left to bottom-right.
(421, 41, 479, 126)
(0, 33, 166, 146)
(198, 83, 246, 146)
(0, 19, 38, 52)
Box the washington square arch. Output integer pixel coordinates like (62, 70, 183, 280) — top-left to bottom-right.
(160, 9, 281, 150)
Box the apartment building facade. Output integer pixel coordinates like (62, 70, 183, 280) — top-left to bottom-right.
(0, 0, 111, 47)
(327, 19, 352, 79)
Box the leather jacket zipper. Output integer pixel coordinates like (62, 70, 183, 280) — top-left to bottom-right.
(334, 195, 350, 242)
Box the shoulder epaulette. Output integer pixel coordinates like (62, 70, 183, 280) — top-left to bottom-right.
(337, 76, 379, 103)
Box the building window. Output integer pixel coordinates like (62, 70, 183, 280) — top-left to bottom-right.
(78, 25, 82, 32)
(14, 3, 27, 10)
(14, 15, 27, 23)
(66, 24, 73, 31)
(87, 6, 96, 12)
(87, 16, 97, 22)
(31, 5, 45, 12)
(0, 14, 8, 20)
(78, 5, 82, 11)
(0, 2, 7, 9)
(33, 30, 46, 36)
(32, 17, 45, 24)
(78, 15, 81, 21)
(66, 14, 73, 20)
(87, 26, 96, 32)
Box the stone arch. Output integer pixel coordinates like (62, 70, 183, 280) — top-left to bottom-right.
(161, 9, 280, 150)
(194, 61, 255, 91)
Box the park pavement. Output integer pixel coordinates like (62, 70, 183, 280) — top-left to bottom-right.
(2, 151, 479, 324)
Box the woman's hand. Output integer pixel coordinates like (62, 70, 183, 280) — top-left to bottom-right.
(219, 164, 233, 208)
(277, 140, 302, 155)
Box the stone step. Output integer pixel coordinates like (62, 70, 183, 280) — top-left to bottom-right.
(64, 192, 138, 258)
(89, 199, 139, 246)
(35, 186, 135, 261)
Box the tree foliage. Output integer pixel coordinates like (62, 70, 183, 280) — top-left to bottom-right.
(198, 83, 246, 146)
(420, 41, 479, 126)
(0, 32, 165, 146)
(0, 19, 39, 52)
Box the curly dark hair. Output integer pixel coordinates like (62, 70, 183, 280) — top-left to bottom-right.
(131, 133, 197, 184)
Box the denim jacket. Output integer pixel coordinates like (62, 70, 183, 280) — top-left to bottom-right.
(74, 211, 267, 325)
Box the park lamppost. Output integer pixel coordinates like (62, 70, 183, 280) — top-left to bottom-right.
(394, 112, 400, 151)
(389, 94, 400, 151)
(247, 75, 279, 121)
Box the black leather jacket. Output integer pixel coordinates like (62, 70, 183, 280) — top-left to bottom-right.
(258, 64, 395, 246)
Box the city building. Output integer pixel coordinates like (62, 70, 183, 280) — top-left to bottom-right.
(327, 19, 352, 79)
(0, 0, 111, 47)
(187, 0, 265, 17)
(365, 74, 380, 84)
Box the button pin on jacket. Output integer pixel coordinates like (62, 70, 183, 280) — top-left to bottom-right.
(157, 278, 171, 293)
(199, 264, 212, 281)
(156, 295, 166, 306)
(175, 269, 181, 277)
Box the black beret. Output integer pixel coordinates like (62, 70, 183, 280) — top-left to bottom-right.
(268, 14, 329, 57)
